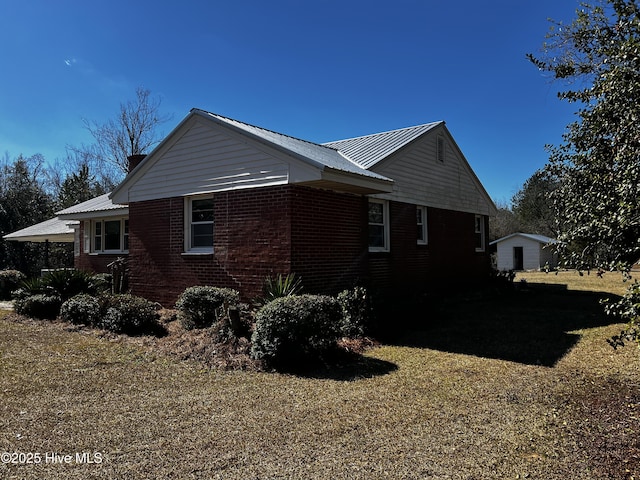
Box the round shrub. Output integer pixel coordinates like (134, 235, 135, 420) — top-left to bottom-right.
(176, 286, 240, 329)
(337, 286, 373, 338)
(98, 294, 161, 335)
(251, 294, 343, 366)
(14, 294, 62, 320)
(59, 294, 101, 326)
(0, 270, 25, 300)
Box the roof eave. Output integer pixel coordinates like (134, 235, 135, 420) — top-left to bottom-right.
(319, 168, 394, 194)
(57, 207, 129, 221)
(3, 233, 75, 243)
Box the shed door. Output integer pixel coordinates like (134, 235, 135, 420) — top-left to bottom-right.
(513, 246, 524, 270)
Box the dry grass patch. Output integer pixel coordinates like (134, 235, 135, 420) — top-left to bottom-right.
(0, 274, 639, 479)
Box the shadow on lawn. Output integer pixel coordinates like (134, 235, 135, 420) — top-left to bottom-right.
(276, 353, 398, 381)
(384, 283, 622, 367)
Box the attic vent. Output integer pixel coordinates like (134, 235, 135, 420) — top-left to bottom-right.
(437, 136, 445, 163)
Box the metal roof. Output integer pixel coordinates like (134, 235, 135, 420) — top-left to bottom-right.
(193, 109, 392, 182)
(56, 193, 128, 218)
(490, 233, 558, 246)
(3, 217, 78, 243)
(323, 122, 443, 169)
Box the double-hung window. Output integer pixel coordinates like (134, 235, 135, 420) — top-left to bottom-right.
(368, 199, 389, 252)
(186, 197, 214, 253)
(92, 218, 128, 253)
(474, 215, 485, 252)
(416, 206, 428, 245)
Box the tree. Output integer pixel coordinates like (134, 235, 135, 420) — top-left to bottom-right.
(511, 169, 558, 238)
(528, 0, 640, 272)
(529, 0, 640, 344)
(489, 199, 521, 242)
(0, 155, 58, 275)
(76, 87, 172, 180)
(57, 162, 107, 209)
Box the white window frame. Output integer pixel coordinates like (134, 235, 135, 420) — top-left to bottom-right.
(416, 206, 428, 245)
(91, 217, 129, 254)
(475, 214, 485, 252)
(184, 196, 214, 254)
(368, 199, 390, 253)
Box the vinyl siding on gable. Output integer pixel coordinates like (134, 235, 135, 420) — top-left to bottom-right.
(369, 127, 494, 216)
(124, 119, 294, 203)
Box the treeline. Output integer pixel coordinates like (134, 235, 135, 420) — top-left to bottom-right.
(489, 169, 558, 242)
(0, 153, 110, 276)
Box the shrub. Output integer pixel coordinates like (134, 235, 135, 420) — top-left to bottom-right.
(16, 269, 102, 301)
(42, 269, 101, 301)
(0, 270, 25, 300)
(90, 273, 112, 294)
(337, 286, 373, 338)
(98, 294, 162, 335)
(59, 294, 102, 326)
(251, 294, 343, 366)
(261, 273, 303, 303)
(14, 294, 62, 320)
(175, 286, 240, 330)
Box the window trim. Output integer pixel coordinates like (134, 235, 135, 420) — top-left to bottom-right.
(416, 205, 428, 245)
(475, 214, 486, 252)
(90, 217, 129, 254)
(368, 198, 390, 253)
(184, 195, 214, 254)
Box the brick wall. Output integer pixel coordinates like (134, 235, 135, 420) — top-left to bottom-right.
(76, 191, 492, 306)
(290, 187, 368, 294)
(368, 202, 492, 294)
(128, 187, 292, 306)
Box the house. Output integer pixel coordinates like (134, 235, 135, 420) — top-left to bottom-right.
(490, 233, 558, 271)
(23, 109, 496, 306)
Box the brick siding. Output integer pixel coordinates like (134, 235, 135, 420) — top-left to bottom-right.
(368, 203, 491, 295)
(75, 187, 492, 306)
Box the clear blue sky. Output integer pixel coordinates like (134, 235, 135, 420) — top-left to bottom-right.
(0, 0, 581, 204)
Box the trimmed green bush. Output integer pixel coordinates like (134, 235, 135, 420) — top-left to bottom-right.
(0, 270, 25, 300)
(14, 294, 62, 320)
(337, 286, 373, 338)
(176, 286, 240, 330)
(98, 294, 162, 335)
(251, 294, 343, 366)
(59, 294, 101, 326)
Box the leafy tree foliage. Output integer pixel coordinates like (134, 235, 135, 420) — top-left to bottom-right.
(57, 162, 107, 209)
(528, 0, 640, 272)
(0, 155, 55, 273)
(529, 0, 640, 345)
(511, 169, 558, 238)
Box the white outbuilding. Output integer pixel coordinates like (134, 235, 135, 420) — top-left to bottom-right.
(490, 233, 558, 271)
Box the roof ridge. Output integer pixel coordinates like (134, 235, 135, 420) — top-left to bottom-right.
(192, 108, 340, 152)
(324, 121, 444, 144)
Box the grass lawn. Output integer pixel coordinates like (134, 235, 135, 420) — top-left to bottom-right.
(0, 271, 639, 479)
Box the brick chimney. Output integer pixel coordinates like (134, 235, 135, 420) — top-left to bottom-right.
(127, 154, 147, 173)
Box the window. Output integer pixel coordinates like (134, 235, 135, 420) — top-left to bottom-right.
(416, 206, 428, 245)
(437, 135, 445, 163)
(91, 218, 128, 253)
(475, 215, 485, 252)
(368, 199, 389, 252)
(186, 197, 214, 253)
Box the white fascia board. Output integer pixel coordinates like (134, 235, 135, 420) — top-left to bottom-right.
(321, 168, 394, 194)
(57, 207, 129, 221)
